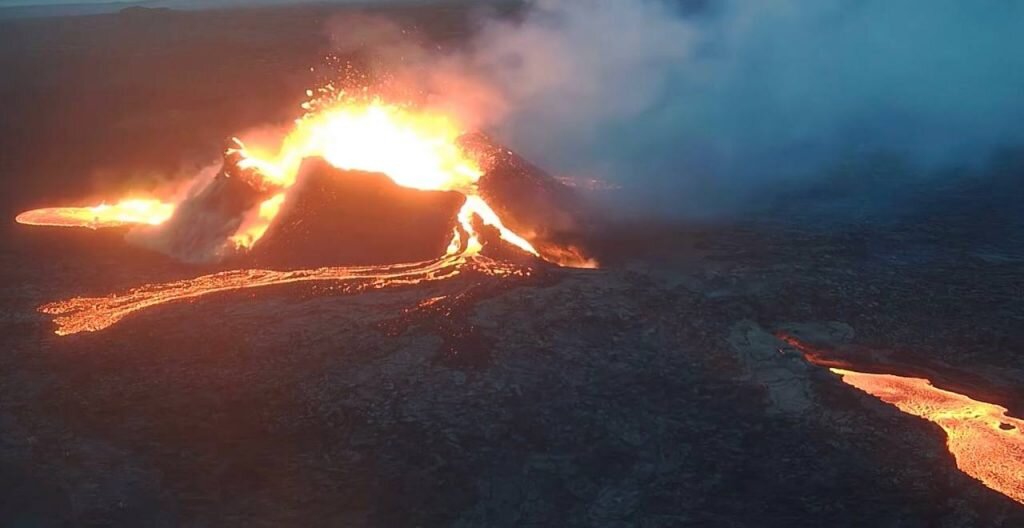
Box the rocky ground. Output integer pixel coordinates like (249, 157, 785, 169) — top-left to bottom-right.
(2, 3, 1023, 526)
(2, 213, 1023, 527)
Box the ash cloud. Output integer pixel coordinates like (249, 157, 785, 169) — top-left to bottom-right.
(358, 0, 1024, 219)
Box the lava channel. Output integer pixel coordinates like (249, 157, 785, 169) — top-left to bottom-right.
(830, 368, 1024, 504)
(41, 249, 530, 336)
(15, 199, 174, 229)
(779, 334, 1024, 505)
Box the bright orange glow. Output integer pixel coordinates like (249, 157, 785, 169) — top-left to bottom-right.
(41, 254, 529, 336)
(832, 369, 1024, 504)
(16, 199, 174, 229)
(14, 92, 599, 268)
(20, 88, 598, 336)
(537, 243, 600, 269)
(226, 97, 540, 259)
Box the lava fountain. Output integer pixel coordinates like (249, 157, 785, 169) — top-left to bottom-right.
(224, 96, 541, 257)
(17, 88, 594, 336)
(779, 334, 1024, 505)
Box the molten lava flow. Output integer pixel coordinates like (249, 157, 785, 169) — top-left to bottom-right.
(778, 333, 1024, 505)
(831, 369, 1024, 505)
(16, 199, 174, 229)
(42, 253, 530, 336)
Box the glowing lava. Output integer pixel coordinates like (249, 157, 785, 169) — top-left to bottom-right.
(778, 334, 1024, 505)
(15, 94, 572, 267)
(16, 87, 598, 335)
(15, 199, 174, 229)
(41, 248, 530, 336)
(831, 369, 1024, 504)
(226, 97, 540, 258)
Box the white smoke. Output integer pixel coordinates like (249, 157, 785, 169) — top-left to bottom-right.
(416, 0, 1024, 216)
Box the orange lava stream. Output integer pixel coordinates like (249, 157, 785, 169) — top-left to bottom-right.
(41, 245, 529, 336)
(15, 199, 174, 229)
(831, 368, 1024, 504)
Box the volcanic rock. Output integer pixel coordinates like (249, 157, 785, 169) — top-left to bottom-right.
(462, 133, 597, 264)
(245, 157, 464, 268)
(128, 151, 272, 264)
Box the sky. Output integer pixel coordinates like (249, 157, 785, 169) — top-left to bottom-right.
(1, 0, 134, 5)
(0, 0, 376, 6)
(0, 0, 401, 15)
(4, 0, 1022, 218)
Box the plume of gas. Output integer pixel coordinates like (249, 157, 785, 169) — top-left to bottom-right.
(327, 0, 1024, 217)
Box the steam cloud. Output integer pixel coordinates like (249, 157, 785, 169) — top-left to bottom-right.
(338, 0, 1024, 217)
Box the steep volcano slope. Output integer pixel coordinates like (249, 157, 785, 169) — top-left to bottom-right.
(129, 137, 595, 269)
(463, 133, 596, 263)
(128, 152, 272, 264)
(245, 158, 463, 268)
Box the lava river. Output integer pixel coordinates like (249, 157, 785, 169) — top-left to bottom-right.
(781, 335, 1023, 505)
(41, 245, 529, 336)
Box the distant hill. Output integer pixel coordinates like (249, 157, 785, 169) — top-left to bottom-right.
(0, 2, 159, 19)
(0, 1, 485, 20)
(118, 5, 173, 17)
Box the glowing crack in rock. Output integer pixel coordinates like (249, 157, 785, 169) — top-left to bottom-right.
(830, 368, 1024, 505)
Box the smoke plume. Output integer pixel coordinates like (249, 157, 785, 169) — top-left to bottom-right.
(338, 0, 1024, 218)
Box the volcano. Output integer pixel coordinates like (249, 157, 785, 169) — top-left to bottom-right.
(239, 135, 596, 269)
(126, 151, 275, 264)
(467, 133, 597, 268)
(15, 95, 596, 336)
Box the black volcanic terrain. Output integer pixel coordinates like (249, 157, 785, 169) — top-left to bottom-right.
(1, 4, 1023, 527)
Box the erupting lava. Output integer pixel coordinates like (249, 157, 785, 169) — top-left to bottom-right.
(779, 334, 1024, 505)
(225, 97, 541, 257)
(17, 88, 591, 335)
